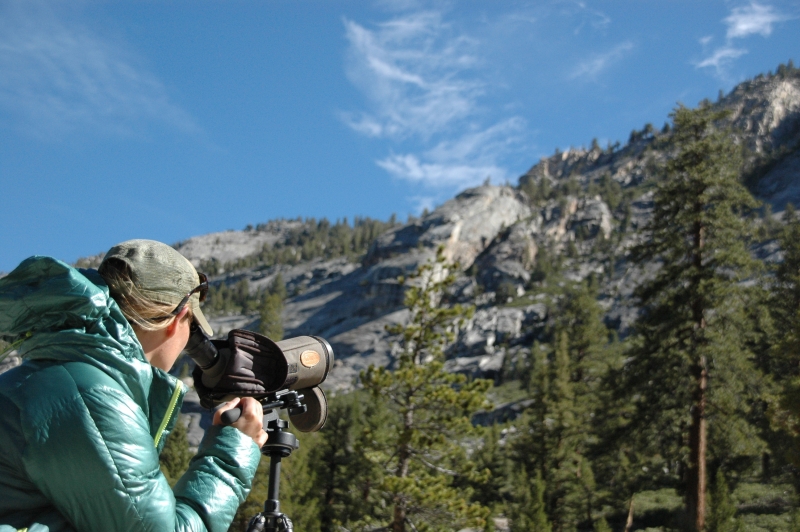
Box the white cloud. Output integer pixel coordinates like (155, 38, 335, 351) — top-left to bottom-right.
(343, 10, 528, 191)
(0, 1, 197, 138)
(378, 154, 506, 188)
(724, 2, 784, 39)
(696, 46, 748, 70)
(376, 118, 525, 188)
(570, 41, 634, 81)
(697, 2, 786, 79)
(343, 12, 483, 140)
(565, 1, 611, 35)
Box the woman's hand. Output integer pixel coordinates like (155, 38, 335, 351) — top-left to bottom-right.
(213, 397, 268, 448)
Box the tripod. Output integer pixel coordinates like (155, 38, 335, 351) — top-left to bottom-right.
(244, 392, 306, 532)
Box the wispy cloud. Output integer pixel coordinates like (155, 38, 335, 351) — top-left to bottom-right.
(697, 2, 787, 79)
(696, 46, 748, 71)
(569, 41, 634, 81)
(342, 10, 526, 193)
(342, 11, 483, 140)
(0, 1, 197, 139)
(724, 2, 784, 38)
(568, 1, 611, 35)
(377, 118, 525, 188)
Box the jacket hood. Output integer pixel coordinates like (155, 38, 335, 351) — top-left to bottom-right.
(0, 256, 175, 412)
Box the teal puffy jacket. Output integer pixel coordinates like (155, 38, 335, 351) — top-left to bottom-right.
(0, 257, 261, 532)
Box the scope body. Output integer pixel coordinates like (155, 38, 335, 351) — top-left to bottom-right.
(184, 325, 333, 432)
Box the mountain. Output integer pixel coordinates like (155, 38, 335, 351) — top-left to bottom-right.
(2, 65, 799, 449)
(170, 66, 800, 397)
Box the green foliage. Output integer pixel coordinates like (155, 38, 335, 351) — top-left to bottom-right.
(509, 471, 551, 532)
(159, 415, 193, 487)
(465, 424, 512, 511)
(529, 245, 563, 285)
(258, 293, 284, 340)
(202, 216, 399, 276)
(593, 517, 612, 532)
(502, 283, 614, 531)
(230, 431, 320, 532)
(204, 278, 258, 315)
(613, 102, 766, 526)
(308, 391, 387, 530)
(598, 174, 623, 211)
(769, 205, 800, 379)
(359, 247, 493, 531)
(258, 273, 286, 339)
(512, 332, 596, 532)
(707, 473, 740, 532)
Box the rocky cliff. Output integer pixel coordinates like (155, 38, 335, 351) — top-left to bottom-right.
(2, 67, 798, 448)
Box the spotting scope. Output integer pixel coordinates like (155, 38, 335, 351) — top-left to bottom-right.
(183, 324, 333, 432)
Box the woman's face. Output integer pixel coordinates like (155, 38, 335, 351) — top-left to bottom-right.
(136, 308, 193, 372)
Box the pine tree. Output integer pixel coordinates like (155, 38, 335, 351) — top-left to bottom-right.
(258, 292, 284, 340)
(159, 415, 193, 487)
(359, 247, 492, 532)
(513, 331, 594, 532)
(707, 473, 739, 532)
(309, 391, 384, 531)
(769, 205, 800, 378)
(270, 273, 287, 300)
(616, 103, 764, 531)
(510, 471, 551, 532)
(510, 282, 612, 531)
(594, 517, 612, 532)
(768, 205, 800, 476)
(465, 423, 511, 512)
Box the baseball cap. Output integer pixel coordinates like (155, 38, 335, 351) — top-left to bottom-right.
(100, 239, 213, 336)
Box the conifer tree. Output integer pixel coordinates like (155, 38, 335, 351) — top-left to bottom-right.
(258, 293, 283, 340)
(512, 331, 595, 532)
(465, 423, 512, 511)
(159, 415, 192, 487)
(360, 247, 492, 532)
(510, 471, 551, 532)
(594, 517, 612, 532)
(769, 205, 800, 378)
(510, 283, 611, 531)
(768, 205, 800, 477)
(707, 473, 739, 532)
(617, 102, 764, 531)
(309, 391, 384, 531)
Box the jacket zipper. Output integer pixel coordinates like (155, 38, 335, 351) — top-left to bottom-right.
(153, 381, 183, 448)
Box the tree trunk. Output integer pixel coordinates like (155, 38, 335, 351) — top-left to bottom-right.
(392, 409, 413, 532)
(624, 496, 634, 532)
(687, 359, 708, 532)
(686, 204, 708, 531)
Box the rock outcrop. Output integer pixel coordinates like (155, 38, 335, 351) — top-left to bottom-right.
(3, 68, 799, 432)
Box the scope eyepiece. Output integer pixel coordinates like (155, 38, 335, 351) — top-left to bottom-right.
(184, 323, 219, 370)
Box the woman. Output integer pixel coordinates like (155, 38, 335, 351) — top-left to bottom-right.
(0, 239, 266, 532)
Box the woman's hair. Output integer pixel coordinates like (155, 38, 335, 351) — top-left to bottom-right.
(98, 258, 191, 332)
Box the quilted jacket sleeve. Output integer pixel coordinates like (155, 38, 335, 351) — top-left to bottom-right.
(20, 365, 261, 532)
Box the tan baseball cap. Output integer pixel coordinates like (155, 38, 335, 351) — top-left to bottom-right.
(100, 239, 213, 336)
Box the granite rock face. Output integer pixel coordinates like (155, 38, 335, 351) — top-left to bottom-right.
(365, 185, 532, 268)
(176, 220, 303, 268)
(186, 73, 800, 399)
(3, 70, 799, 431)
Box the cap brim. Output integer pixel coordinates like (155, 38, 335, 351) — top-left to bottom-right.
(192, 306, 214, 337)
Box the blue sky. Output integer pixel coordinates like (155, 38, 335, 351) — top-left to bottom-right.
(1, 0, 798, 272)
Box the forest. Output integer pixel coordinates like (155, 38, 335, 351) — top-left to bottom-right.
(154, 76, 800, 532)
